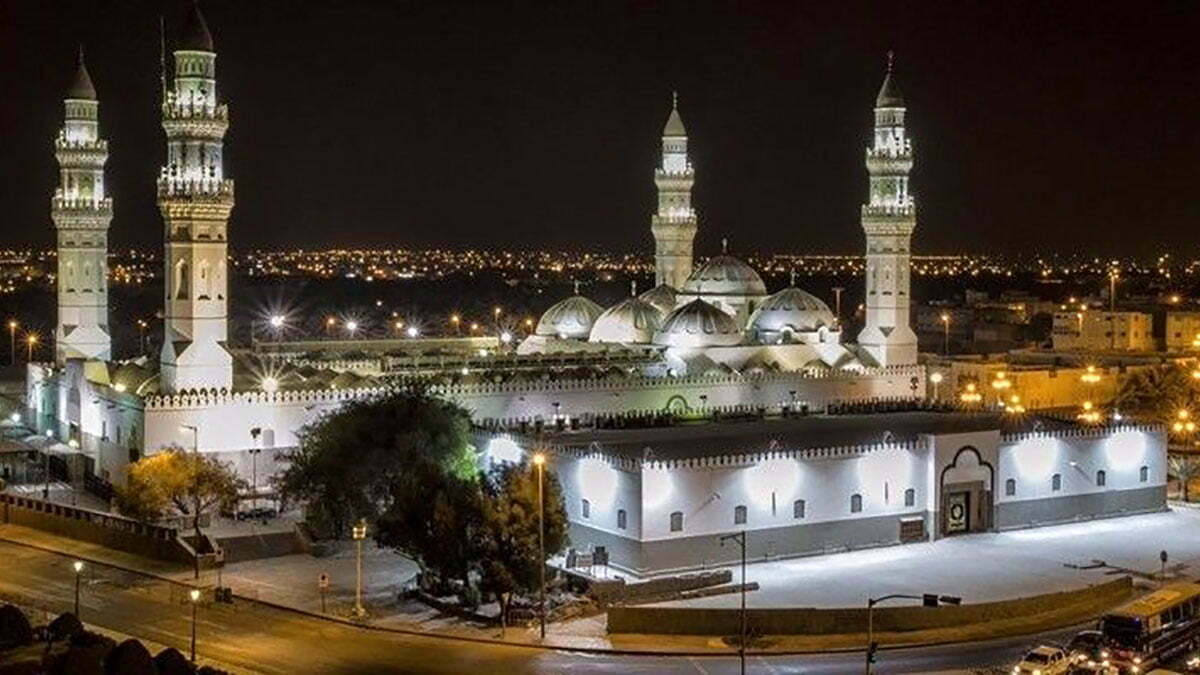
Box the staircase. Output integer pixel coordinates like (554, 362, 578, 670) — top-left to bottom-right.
(216, 530, 307, 563)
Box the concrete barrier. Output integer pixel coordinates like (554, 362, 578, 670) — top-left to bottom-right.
(0, 494, 195, 565)
(608, 576, 1132, 635)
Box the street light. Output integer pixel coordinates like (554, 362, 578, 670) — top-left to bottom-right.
(352, 519, 367, 617)
(42, 429, 53, 500)
(345, 320, 358, 336)
(719, 531, 748, 675)
(959, 382, 982, 405)
(189, 588, 201, 663)
(532, 452, 546, 640)
(929, 372, 944, 402)
(8, 319, 17, 366)
(865, 593, 961, 673)
(939, 313, 950, 355)
(25, 333, 38, 362)
(261, 376, 278, 393)
(73, 561, 84, 617)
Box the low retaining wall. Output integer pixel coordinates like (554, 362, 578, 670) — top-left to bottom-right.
(0, 494, 194, 565)
(608, 576, 1132, 635)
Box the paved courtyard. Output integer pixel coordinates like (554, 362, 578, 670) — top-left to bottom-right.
(653, 506, 1200, 609)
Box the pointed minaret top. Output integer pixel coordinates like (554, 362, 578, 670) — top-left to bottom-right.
(790, 269, 797, 287)
(573, 279, 581, 295)
(875, 50, 904, 108)
(630, 280, 638, 297)
(663, 91, 687, 137)
(66, 46, 97, 100)
(178, 1, 215, 52)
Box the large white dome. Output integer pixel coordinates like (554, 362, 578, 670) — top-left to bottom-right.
(638, 283, 677, 317)
(681, 256, 767, 297)
(535, 295, 604, 339)
(748, 287, 836, 340)
(589, 297, 662, 344)
(654, 299, 742, 348)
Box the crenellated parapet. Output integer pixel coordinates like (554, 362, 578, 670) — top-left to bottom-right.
(1001, 423, 1165, 444)
(541, 437, 929, 471)
(144, 384, 389, 410)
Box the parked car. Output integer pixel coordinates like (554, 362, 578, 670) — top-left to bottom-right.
(1013, 645, 1071, 675)
(235, 506, 278, 522)
(1068, 631, 1117, 673)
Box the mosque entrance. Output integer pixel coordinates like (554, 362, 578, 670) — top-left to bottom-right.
(939, 446, 995, 537)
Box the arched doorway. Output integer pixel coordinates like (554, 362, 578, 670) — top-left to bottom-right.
(939, 446, 995, 536)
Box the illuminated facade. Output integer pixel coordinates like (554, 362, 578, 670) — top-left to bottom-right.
(650, 93, 698, 291)
(53, 50, 113, 364)
(158, 3, 235, 393)
(857, 53, 919, 367)
(486, 415, 1167, 574)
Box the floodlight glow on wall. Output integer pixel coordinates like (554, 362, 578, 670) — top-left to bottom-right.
(743, 457, 800, 509)
(577, 457, 619, 510)
(1104, 430, 1147, 471)
(642, 465, 674, 511)
(486, 437, 524, 465)
(1011, 437, 1060, 480)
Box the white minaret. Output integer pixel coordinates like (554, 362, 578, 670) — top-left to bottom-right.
(651, 92, 698, 290)
(158, 2, 234, 392)
(857, 52, 918, 367)
(53, 49, 113, 365)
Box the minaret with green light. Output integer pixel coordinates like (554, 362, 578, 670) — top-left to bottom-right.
(158, 2, 234, 392)
(651, 92, 698, 290)
(858, 52, 918, 367)
(53, 48, 113, 364)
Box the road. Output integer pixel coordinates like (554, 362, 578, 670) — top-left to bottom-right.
(0, 541, 1077, 674)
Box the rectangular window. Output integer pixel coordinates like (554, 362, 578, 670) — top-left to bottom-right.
(903, 488, 915, 507)
(617, 509, 627, 530)
(1005, 478, 1016, 496)
(1097, 470, 1106, 487)
(850, 494, 863, 513)
(1052, 473, 1062, 492)
(793, 499, 806, 519)
(1140, 466, 1149, 483)
(734, 505, 747, 525)
(581, 499, 590, 519)
(670, 511, 683, 532)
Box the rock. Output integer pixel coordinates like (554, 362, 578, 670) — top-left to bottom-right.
(104, 639, 155, 675)
(0, 604, 34, 648)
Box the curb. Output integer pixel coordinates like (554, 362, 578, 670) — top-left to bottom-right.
(0, 532, 1094, 658)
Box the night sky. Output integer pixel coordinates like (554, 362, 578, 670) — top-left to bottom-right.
(4, 1, 1198, 256)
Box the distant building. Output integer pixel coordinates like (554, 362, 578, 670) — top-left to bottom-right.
(1052, 311, 1153, 352)
(1166, 312, 1200, 351)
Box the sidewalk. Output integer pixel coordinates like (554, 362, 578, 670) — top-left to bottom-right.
(0, 522, 1118, 656)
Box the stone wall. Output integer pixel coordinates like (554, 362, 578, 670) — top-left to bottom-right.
(608, 576, 1132, 635)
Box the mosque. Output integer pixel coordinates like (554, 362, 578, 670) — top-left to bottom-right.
(22, 5, 1166, 573)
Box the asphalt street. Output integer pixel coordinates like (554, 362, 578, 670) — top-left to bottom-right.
(0, 541, 1078, 674)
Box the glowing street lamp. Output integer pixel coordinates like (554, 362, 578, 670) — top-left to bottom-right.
(268, 314, 286, 329)
(929, 372, 944, 402)
(532, 453, 546, 640)
(261, 377, 279, 394)
(406, 326, 419, 338)
(500, 331, 513, 345)
(959, 382, 982, 405)
(1080, 365, 1101, 385)
(325, 316, 337, 337)
(73, 561, 84, 617)
(7, 319, 17, 366)
(939, 313, 950, 355)
(25, 333, 38, 362)
(353, 519, 367, 617)
(189, 588, 201, 663)
(345, 320, 358, 336)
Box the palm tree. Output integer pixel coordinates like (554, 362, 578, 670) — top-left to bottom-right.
(1168, 455, 1200, 502)
(1114, 365, 1195, 422)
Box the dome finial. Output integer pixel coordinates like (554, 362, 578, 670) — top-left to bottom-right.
(790, 268, 797, 287)
(875, 50, 905, 108)
(630, 280, 638, 297)
(887, 49, 895, 73)
(721, 237, 729, 255)
(573, 279, 580, 295)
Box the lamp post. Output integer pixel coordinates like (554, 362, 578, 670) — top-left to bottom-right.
(188, 588, 201, 663)
(73, 561, 84, 617)
(25, 334, 37, 362)
(940, 313, 950, 355)
(929, 372, 943, 404)
(7, 319, 17, 366)
(352, 519, 367, 617)
(532, 452, 546, 640)
(832, 287, 844, 325)
(137, 319, 148, 354)
(248, 447, 262, 510)
(719, 531, 748, 675)
(865, 593, 961, 674)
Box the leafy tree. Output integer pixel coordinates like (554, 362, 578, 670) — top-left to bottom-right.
(115, 449, 242, 542)
(374, 465, 481, 588)
(476, 460, 569, 619)
(277, 386, 478, 540)
(1169, 454, 1200, 502)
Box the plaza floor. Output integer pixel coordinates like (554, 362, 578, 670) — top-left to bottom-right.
(651, 506, 1200, 609)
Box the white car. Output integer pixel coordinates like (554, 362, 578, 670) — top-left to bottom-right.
(1012, 646, 1071, 675)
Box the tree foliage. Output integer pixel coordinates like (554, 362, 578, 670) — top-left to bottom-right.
(115, 449, 242, 539)
(1115, 364, 1197, 423)
(1169, 454, 1200, 502)
(476, 460, 569, 614)
(277, 386, 478, 539)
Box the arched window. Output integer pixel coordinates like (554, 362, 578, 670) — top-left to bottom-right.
(581, 499, 590, 519)
(734, 505, 747, 525)
(617, 509, 627, 530)
(1140, 466, 1149, 483)
(850, 493, 863, 514)
(904, 488, 915, 507)
(1052, 473, 1062, 492)
(793, 499, 806, 519)
(175, 260, 189, 299)
(669, 511, 683, 533)
(1096, 470, 1106, 487)
(1005, 478, 1016, 496)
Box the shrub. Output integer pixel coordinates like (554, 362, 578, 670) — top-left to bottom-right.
(0, 604, 33, 648)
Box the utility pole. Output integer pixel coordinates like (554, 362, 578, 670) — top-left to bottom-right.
(533, 453, 547, 640)
(719, 531, 748, 675)
(865, 592, 961, 674)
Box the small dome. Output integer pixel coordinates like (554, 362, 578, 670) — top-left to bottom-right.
(748, 287, 836, 338)
(535, 295, 604, 339)
(876, 51, 904, 108)
(654, 299, 742, 349)
(178, 1, 215, 52)
(682, 256, 766, 297)
(589, 297, 662, 344)
(639, 284, 677, 316)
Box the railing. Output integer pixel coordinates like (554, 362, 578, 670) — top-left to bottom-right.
(156, 177, 234, 198)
